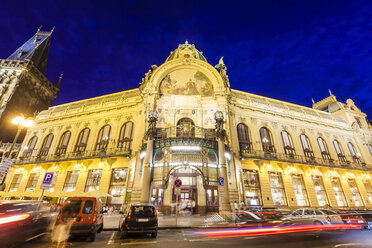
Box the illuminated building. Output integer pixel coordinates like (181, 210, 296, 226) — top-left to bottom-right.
(2, 41, 372, 214)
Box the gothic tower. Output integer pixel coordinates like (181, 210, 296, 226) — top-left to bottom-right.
(0, 28, 59, 142)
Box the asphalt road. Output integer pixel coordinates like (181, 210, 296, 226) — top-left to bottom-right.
(20, 229, 372, 248)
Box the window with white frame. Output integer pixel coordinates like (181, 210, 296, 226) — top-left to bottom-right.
(260, 127, 275, 153)
(331, 177, 347, 207)
(95, 125, 111, 151)
(291, 174, 309, 206)
(281, 131, 295, 155)
(75, 128, 90, 152)
(25, 173, 40, 192)
(347, 178, 364, 207)
(347, 143, 361, 164)
(363, 179, 372, 204)
(311, 175, 329, 207)
(63, 171, 80, 192)
(243, 170, 262, 206)
(23, 136, 37, 158)
(317, 137, 331, 160)
(56, 131, 71, 155)
(268, 172, 287, 206)
(300, 134, 314, 159)
(108, 168, 128, 204)
(333, 140, 346, 162)
(47, 172, 59, 192)
(39, 134, 54, 156)
(8, 174, 23, 192)
(84, 169, 102, 192)
(237, 123, 252, 154)
(118, 122, 134, 150)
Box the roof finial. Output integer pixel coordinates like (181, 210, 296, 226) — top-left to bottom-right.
(185, 40, 189, 45)
(312, 98, 315, 104)
(37, 25, 43, 33)
(218, 56, 225, 66)
(56, 72, 63, 88)
(51, 26, 55, 34)
(328, 89, 333, 96)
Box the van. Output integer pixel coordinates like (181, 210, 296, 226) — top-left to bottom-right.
(56, 197, 103, 241)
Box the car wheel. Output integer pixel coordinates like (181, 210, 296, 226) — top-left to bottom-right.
(151, 232, 157, 238)
(120, 231, 127, 239)
(89, 232, 96, 242)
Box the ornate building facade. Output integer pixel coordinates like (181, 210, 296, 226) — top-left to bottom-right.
(1, 41, 372, 215)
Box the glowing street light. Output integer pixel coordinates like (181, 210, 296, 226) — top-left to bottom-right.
(8, 115, 34, 159)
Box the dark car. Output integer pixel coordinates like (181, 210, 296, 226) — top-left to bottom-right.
(353, 210, 372, 229)
(119, 204, 158, 239)
(0, 200, 55, 247)
(334, 209, 366, 228)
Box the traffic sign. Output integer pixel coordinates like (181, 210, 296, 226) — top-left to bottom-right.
(174, 179, 182, 188)
(42, 172, 54, 184)
(218, 177, 224, 186)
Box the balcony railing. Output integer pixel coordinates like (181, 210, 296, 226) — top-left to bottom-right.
(14, 147, 132, 165)
(240, 150, 371, 171)
(154, 126, 216, 140)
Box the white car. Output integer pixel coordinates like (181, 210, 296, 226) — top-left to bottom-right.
(282, 208, 344, 225)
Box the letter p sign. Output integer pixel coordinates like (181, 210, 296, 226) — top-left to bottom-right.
(43, 172, 54, 184)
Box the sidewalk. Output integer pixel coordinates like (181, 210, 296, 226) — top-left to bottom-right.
(103, 214, 228, 229)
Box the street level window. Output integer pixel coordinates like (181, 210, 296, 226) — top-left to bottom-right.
(237, 123, 252, 155)
(25, 173, 40, 192)
(84, 169, 102, 192)
(363, 180, 372, 204)
(333, 140, 346, 162)
(56, 131, 71, 155)
(23, 136, 37, 158)
(300, 134, 314, 159)
(75, 128, 90, 152)
(268, 171, 287, 206)
(347, 143, 361, 164)
(109, 168, 127, 204)
(8, 174, 22, 192)
(118, 122, 134, 150)
(281, 131, 295, 155)
(331, 177, 347, 207)
(151, 187, 164, 206)
(311, 175, 329, 207)
(260, 127, 275, 153)
(95, 125, 111, 151)
(39, 133, 54, 156)
(242, 170, 262, 206)
(317, 137, 331, 160)
(291, 174, 309, 206)
(347, 178, 364, 207)
(47, 172, 59, 192)
(63, 171, 80, 192)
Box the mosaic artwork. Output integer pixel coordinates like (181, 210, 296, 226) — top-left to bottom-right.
(159, 68, 213, 96)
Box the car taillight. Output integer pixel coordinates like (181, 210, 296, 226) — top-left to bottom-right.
(0, 214, 31, 225)
(326, 216, 331, 223)
(127, 207, 132, 219)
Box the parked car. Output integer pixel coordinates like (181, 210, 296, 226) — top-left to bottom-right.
(119, 204, 158, 239)
(334, 209, 366, 228)
(0, 200, 55, 247)
(282, 208, 343, 225)
(56, 197, 103, 241)
(353, 210, 372, 229)
(248, 207, 291, 223)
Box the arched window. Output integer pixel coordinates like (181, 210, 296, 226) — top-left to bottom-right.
(237, 123, 252, 154)
(347, 142, 361, 164)
(39, 133, 54, 156)
(176, 118, 195, 137)
(75, 128, 90, 152)
(56, 131, 71, 155)
(95, 125, 111, 151)
(281, 131, 295, 155)
(259, 127, 275, 153)
(317, 137, 331, 160)
(23, 136, 38, 158)
(118, 122, 134, 150)
(333, 140, 346, 162)
(300, 134, 314, 159)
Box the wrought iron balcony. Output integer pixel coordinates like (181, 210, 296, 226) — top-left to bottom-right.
(13, 147, 132, 165)
(240, 150, 371, 171)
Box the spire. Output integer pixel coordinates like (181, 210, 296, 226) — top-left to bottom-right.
(7, 27, 53, 74)
(56, 72, 63, 88)
(312, 98, 315, 105)
(328, 89, 333, 96)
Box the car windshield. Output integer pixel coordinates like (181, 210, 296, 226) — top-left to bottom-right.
(64, 200, 82, 214)
(131, 206, 155, 218)
(82, 200, 93, 214)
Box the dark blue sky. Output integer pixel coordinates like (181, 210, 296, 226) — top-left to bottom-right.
(1, 1, 371, 118)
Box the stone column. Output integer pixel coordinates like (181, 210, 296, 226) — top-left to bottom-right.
(215, 111, 231, 211)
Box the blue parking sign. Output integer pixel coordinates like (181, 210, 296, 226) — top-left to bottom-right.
(218, 177, 224, 186)
(42, 172, 54, 184)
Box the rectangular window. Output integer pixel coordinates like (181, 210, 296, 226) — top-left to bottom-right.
(63, 171, 80, 192)
(311, 175, 329, 206)
(331, 177, 347, 207)
(347, 178, 364, 207)
(108, 168, 127, 204)
(363, 180, 372, 204)
(243, 170, 262, 206)
(48, 172, 59, 192)
(8, 174, 23, 192)
(25, 173, 40, 192)
(84, 169, 102, 192)
(291, 174, 309, 206)
(268, 172, 287, 206)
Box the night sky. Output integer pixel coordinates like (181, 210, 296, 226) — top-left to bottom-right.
(0, 1, 371, 118)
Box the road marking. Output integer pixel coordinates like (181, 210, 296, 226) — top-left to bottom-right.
(25, 232, 46, 242)
(334, 244, 366, 247)
(182, 229, 187, 241)
(189, 239, 219, 242)
(107, 231, 117, 245)
(121, 241, 157, 245)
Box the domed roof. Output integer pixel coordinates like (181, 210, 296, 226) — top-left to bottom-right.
(166, 41, 207, 62)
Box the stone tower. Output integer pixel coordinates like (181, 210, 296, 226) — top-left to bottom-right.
(0, 28, 59, 142)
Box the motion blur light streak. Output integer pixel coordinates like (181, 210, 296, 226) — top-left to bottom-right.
(0, 214, 30, 225)
(195, 224, 362, 239)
